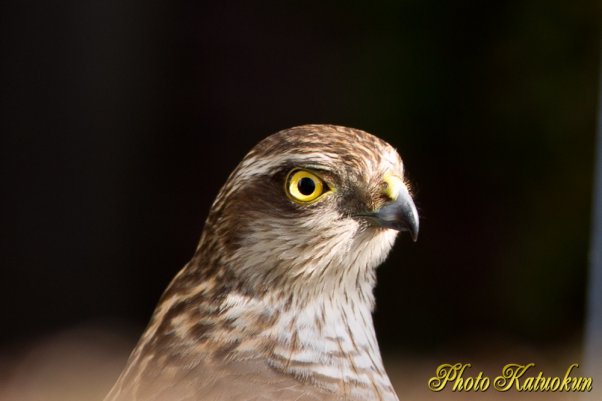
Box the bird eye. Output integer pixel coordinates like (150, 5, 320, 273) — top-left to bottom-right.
(286, 170, 326, 203)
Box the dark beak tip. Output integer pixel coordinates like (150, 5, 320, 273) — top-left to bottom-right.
(362, 187, 420, 241)
(406, 219, 419, 242)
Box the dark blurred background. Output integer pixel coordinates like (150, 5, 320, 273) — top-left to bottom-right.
(1, 1, 600, 399)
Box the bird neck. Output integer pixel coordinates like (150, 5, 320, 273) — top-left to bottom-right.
(216, 286, 397, 400)
(146, 225, 399, 399)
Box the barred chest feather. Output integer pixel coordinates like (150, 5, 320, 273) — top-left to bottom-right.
(116, 227, 400, 401)
(221, 290, 400, 401)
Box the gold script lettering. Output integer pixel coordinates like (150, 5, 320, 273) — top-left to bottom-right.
(428, 363, 469, 392)
(493, 363, 534, 391)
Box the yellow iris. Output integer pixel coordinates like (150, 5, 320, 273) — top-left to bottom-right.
(286, 170, 326, 203)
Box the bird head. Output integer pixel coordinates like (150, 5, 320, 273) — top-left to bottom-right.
(105, 125, 417, 401)
(199, 125, 418, 302)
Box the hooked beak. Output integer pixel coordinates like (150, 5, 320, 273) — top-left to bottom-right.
(373, 185, 419, 241)
(357, 175, 419, 241)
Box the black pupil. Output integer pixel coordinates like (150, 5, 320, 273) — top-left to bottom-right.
(297, 177, 316, 196)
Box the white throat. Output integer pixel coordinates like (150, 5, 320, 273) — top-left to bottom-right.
(220, 228, 400, 400)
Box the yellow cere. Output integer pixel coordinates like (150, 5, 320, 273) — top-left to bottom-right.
(383, 172, 404, 201)
(287, 170, 325, 203)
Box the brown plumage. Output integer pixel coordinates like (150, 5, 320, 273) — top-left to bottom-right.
(105, 125, 419, 401)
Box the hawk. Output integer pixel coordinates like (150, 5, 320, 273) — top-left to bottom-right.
(105, 125, 419, 401)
